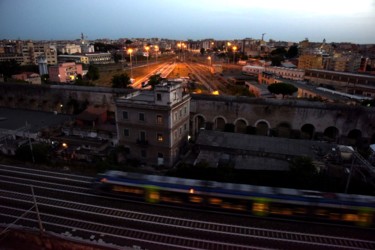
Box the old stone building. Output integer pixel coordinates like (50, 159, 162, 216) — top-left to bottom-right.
(115, 81, 191, 167)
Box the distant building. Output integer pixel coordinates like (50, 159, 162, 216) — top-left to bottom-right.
(61, 44, 82, 54)
(304, 69, 375, 98)
(58, 54, 89, 64)
(243, 65, 304, 81)
(85, 53, 113, 64)
(298, 54, 324, 70)
(11, 72, 41, 84)
(22, 41, 57, 65)
(0, 54, 24, 65)
(115, 81, 191, 167)
(48, 62, 83, 83)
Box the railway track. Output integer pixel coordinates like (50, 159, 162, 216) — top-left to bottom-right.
(1, 164, 374, 249)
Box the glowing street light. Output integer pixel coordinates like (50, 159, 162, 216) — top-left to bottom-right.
(233, 46, 237, 64)
(154, 45, 159, 62)
(127, 48, 133, 78)
(207, 56, 211, 66)
(145, 46, 150, 67)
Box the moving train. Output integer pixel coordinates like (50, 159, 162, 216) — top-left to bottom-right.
(93, 170, 375, 227)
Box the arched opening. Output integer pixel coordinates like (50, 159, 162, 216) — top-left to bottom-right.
(276, 122, 292, 138)
(301, 124, 315, 140)
(323, 126, 339, 142)
(371, 134, 375, 144)
(347, 129, 362, 146)
(196, 115, 205, 131)
(256, 121, 269, 136)
(235, 119, 247, 133)
(214, 117, 226, 131)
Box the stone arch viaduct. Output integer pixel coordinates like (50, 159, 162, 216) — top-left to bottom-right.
(190, 95, 375, 145)
(1, 83, 374, 146)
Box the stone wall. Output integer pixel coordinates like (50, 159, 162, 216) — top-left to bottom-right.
(0, 82, 132, 113)
(190, 95, 375, 143)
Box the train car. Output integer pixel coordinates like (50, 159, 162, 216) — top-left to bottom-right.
(93, 170, 375, 227)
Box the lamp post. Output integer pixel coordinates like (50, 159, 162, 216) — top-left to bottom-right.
(154, 45, 159, 62)
(233, 46, 237, 64)
(145, 46, 150, 67)
(226, 42, 231, 64)
(182, 43, 186, 61)
(177, 42, 181, 61)
(127, 48, 133, 79)
(207, 56, 211, 66)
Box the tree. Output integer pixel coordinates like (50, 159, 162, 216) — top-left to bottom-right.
(270, 55, 283, 66)
(289, 156, 318, 188)
(0, 59, 20, 79)
(41, 74, 49, 84)
(361, 98, 375, 107)
(15, 143, 51, 164)
(113, 52, 122, 63)
(287, 45, 299, 58)
(86, 65, 99, 81)
(111, 73, 132, 88)
(200, 48, 205, 55)
(267, 82, 298, 98)
(148, 74, 163, 90)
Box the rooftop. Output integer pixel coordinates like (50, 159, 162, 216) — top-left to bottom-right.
(195, 130, 333, 170)
(0, 107, 72, 133)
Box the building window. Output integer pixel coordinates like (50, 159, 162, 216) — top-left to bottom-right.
(174, 112, 178, 121)
(141, 149, 147, 158)
(157, 93, 161, 101)
(184, 106, 187, 115)
(124, 147, 130, 154)
(158, 152, 163, 158)
(184, 123, 187, 131)
(122, 111, 128, 119)
(157, 133, 164, 142)
(140, 131, 146, 141)
(156, 115, 163, 124)
(123, 128, 129, 136)
(139, 113, 145, 121)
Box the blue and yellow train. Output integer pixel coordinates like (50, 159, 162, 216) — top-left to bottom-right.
(93, 170, 375, 227)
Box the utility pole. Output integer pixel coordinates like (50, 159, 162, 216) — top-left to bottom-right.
(31, 186, 44, 235)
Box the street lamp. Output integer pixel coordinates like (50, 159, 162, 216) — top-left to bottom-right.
(182, 43, 187, 61)
(233, 46, 237, 64)
(127, 48, 133, 79)
(145, 46, 150, 67)
(207, 56, 211, 66)
(154, 45, 159, 62)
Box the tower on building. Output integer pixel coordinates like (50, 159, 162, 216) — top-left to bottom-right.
(37, 56, 48, 75)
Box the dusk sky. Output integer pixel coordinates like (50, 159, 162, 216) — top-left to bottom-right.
(1, 0, 374, 43)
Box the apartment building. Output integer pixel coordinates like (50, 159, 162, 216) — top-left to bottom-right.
(304, 69, 375, 98)
(115, 81, 191, 167)
(298, 54, 324, 70)
(60, 43, 82, 54)
(22, 41, 57, 65)
(48, 62, 83, 83)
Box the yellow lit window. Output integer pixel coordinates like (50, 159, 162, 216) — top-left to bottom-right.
(253, 202, 268, 213)
(209, 198, 222, 205)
